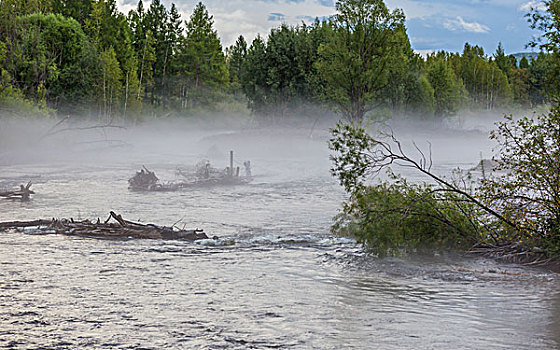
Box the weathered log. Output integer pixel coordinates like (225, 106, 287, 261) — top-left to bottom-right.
(0, 219, 52, 230)
(130, 154, 253, 192)
(0, 182, 34, 200)
(0, 212, 209, 241)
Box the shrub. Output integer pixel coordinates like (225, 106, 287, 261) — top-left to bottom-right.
(332, 173, 483, 256)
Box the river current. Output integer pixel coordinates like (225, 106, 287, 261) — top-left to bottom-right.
(0, 120, 558, 349)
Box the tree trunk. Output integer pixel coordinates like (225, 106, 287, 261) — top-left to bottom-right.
(124, 71, 129, 120)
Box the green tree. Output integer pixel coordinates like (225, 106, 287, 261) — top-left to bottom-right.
(97, 46, 122, 120)
(0, 0, 52, 51)
(528, 0, 560, 52)
(509, 66, 531, 107)
(528, 0, 560, 99)
(175, 2, 228, 110)
(238, 21, 331, 120)
(294, 20, 331, 104)
(329, 122, 484, 256)
(264, 24, 301, 121)
(329, 110, 560, 260)
(161, 3, 182, 107)
(528, 53, 550, 106)
(0, 39, 51, 117)
(86, 0, 140, 117)
(5, 13, 96, 111)
(227, 35, 247, 96)
(456, 43, 511, 110)
(519, 56, 530, 69)
(484, 61, 512, 109)
(480, 109, 560, 257)
(51, 0, 93, 25)
(136, 29, 156, 101)
(142, 0, 167, 105)
(457, 43, 487, 107)
(426, 54, 465, 116)
(493, 42, 513, 77)
(316, 0, 406, 122)
(241, 35, 269, 115)
(381, 27, 419, 113)
(403, 73, 435, 118)
(128, 0, 146, 55)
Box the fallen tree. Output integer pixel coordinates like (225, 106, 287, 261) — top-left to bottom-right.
(129, 152, 253, 192)
(0, 211, 208, 241)
(329, 107, 559, 266)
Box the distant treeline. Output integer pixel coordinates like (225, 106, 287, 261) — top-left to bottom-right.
(0, 0, 557, 121)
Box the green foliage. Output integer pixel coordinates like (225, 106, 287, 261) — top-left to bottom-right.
(135, 29, 156, 100)
(329, 109, 560, 260)
(175, 2, 228, 110)
(480, 108, 560, 256)
(226, 35, 247, 93)
(528, 53, 551, 106)
(6, 13, 95, 109)
(426, 55, 466, 116)
(238, 21, 330, 121)
(405, 73, 435, 118)
(97, 46, 123, 120)
(329, 121, 483, 255)
(51, 0, 92, 25)
(316, 0, 406, 121)
(333, 178, 480, 256)
(241, 35, 269, 116)
(509, 66, 531, 107)
(493, 42, 514, 77)
(0, 0, 52, 37)
(264, 24, 300, 121)
(452, 43, 512, 110)
(0, 0, 556, 120)
(0, 39, 50, 116)
(528, 0, 560, 99)
(519, 56, 530, 69)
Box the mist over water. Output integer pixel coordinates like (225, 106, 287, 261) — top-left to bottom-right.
(0, 114, 558, 349)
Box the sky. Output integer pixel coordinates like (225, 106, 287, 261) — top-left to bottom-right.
(116, 0, 545, 55)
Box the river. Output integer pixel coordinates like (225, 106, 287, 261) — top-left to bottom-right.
(0, 119, 558, 349)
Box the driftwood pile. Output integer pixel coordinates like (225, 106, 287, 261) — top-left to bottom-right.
(0, 182, 34, 200)
(129, 152, 252, 192)
(128, 166, 179, 191)
(0, 211, 208, 240)
(185, 159, 251, 187)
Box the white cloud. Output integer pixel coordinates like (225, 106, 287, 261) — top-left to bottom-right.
(414, 49, 436, 58)
(444, 16, 490, 33)
(519, 1, 547, 12)
(117, 0, 335, 47)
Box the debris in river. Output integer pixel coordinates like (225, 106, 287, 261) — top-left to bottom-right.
(0, 182, 34, 201)
(129, 151, 252, 191)
(0, 211, 208, 240)
(128, 166, 179, 191)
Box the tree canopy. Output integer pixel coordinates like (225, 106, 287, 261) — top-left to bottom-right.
(316, 0, 406, 122)
(0, 0, 556, 121)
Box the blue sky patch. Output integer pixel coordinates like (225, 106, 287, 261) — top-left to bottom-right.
(117, 0, 542, 53)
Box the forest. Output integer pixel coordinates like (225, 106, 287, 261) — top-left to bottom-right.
(324, 0, 559, 263)
(0, 0, 557, 122)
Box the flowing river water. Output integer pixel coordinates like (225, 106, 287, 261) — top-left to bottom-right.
(0, 120, 558, 349)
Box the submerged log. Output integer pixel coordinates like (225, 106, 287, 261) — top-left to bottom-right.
(128, 166, 180, 191)
(0, 182, 35, 201)
(130, 160, 252, 192)
(0, 211, 208, 241)
(128, 166, 160, 190)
